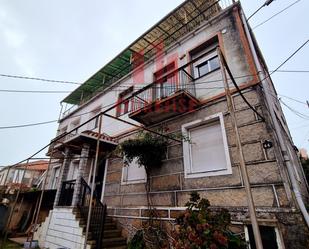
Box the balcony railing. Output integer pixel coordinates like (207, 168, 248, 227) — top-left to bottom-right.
(130, 71, 196, 114)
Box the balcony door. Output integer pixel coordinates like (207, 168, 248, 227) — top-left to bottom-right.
(154, 62, 177, 100)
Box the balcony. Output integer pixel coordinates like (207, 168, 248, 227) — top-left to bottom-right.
(129, 79, 200, 125)
(47, 130, 118, 155)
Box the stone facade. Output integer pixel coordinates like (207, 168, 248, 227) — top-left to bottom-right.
(103, 87, 309, 248)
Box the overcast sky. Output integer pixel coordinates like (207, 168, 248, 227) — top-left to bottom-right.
(0, 0, 308, 166)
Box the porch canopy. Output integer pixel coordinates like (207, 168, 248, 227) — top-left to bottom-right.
(54, 130, 118, 152)
(62, 0, 229, 106)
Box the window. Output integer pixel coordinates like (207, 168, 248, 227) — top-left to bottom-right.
(182, 112, 232, 178)
(196, 56, 220, 77)
(68, 160, 79, 180)
(117, 86, 134, 116)
(70, 118, 80, 134)
(121, 158, 147, 184)
(58, 125, 67, 136)
(245, 225, 283, 249)
(88, 108, 101, 130)
(190, 36, 220, 79)
(51, 166, 60, 189)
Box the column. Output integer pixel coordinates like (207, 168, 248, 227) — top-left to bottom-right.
(72, 143, 90, 206)
(53, 147, 71, 207)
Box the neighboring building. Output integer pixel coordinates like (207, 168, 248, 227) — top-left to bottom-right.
(299, 148, 308, 160)
(35, 1, 309, 249)
(0, 160, 55, 235)
(0, 160, 49, 191)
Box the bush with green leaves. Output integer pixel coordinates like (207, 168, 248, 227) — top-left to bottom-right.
(172, 192, 247, 249)
(119, 131, 168, 174)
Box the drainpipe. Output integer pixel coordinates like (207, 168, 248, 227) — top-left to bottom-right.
(239, 8, 309, 228)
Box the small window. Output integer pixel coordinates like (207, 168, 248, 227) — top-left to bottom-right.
(190, 36, 220, 79)
(70, 118, 80, 134)
(246, 225, 282, 249)
(51, 167, 60, 189)
(68, 160, 79, 180)
(182, 112, 232, 178)
(122, 158, 146, 184)
(196, 55, 220, 78)
(117, 86, 134, 116)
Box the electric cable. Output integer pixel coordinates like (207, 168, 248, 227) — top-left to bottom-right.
(252, 0, 301, 30)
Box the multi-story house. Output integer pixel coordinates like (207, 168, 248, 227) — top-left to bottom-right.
(35, 0, 309, 248)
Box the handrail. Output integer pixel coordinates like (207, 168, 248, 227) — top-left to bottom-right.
(78, 177, 106, 249)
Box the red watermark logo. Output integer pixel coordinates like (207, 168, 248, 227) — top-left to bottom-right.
(117, 40, 197, 116)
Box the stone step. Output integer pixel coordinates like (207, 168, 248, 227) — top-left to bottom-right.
(103, 229, 122, 238)
(104, 222, 117, 230)
(102, 237, 127, 247)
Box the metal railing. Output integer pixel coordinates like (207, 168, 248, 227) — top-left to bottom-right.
(78, 178, 107, 249)
(58, 179, 76, 206)
(130, 69, 196, 113)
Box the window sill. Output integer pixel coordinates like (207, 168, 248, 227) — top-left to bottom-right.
(184, 168, 232, 179)
(121, 179, 147, 185)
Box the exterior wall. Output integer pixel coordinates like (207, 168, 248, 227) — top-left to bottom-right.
(34, 207, 91, 249)
(104, 87, 287, 210)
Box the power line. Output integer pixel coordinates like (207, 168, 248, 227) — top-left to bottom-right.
(267, 40, 309, 77)
(247, 0, 275, 21)
(0, 119, 58, 129)
(280, 99, 309, 120)
(1, 40, 308, 129)
(274, 69, 309, 73)
(278, 94, 308, 106)
(0, 68, 308, 94)
(252, 0, 301, 30)
(0, 89, 71, 93)
(2, 68, 309, 94)
(0, 73, 81, 85)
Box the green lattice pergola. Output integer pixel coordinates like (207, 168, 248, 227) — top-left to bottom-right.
(62, 0, 225, 105)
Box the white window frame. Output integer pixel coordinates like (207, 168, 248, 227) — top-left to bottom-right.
(51, 166, 61, 189)
(192, 49, 219, 78)
(121, 158, 147, 185)
(182, 112, 232, 178)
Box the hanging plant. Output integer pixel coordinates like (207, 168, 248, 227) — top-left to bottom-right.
(119, 131, 168, 175)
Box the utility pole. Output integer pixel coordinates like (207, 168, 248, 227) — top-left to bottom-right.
(218, 48, 264, 249)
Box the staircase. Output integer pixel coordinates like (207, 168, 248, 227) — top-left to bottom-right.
(74, 210, 127, 249)
(102, 216, 127, 249)
(76, 178, 127, 249)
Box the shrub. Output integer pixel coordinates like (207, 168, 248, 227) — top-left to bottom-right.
(172, 192, 247, 249)
(128, 230, 146, 249)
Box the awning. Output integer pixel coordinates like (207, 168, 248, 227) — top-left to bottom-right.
(62, 0, 225, 105)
